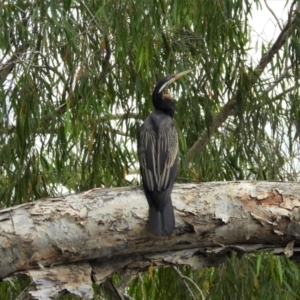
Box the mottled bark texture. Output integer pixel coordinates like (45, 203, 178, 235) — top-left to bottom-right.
(1, 181, 300, 299)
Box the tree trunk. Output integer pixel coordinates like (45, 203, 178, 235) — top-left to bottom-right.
(1, 181, 300, 298)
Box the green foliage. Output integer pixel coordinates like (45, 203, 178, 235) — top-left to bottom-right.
(0, 275, 31, 299)
(206, 252, 300, 300)
(2, 0, 298, 206)
(127, 253, 300, 300)
(127, 266, 205, 300)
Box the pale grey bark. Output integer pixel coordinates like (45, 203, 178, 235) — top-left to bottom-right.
(1, 181, 300, 299)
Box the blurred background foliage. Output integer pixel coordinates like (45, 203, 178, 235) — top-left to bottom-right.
(1, 0, 300, 299)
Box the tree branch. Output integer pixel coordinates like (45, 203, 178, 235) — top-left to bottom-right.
(264, 65, 292, 94)
(99, 34, 112, 82)
(264, 0, 283, 31)
(183, 2, 299, 167)
(1, 181, 300, 298)
(0, 44, 29, 85)
(173, 266, 204, 300)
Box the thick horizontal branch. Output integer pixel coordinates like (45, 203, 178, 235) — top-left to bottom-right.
(1, 181, 300, 279)
(1, 181, 300, 298)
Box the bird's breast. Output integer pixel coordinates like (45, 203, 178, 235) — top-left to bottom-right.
(148, 110, 173, 132)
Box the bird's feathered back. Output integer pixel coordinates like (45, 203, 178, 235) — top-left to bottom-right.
(138, 110, 178, 235)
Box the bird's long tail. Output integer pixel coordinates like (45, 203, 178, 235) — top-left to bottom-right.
(149, 198, 175, 236)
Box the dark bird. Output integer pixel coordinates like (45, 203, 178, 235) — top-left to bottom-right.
(138, 70, 192, 236)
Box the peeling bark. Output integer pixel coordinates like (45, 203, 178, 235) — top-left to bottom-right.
(14, 262, 93, 299)
(1, 181, 300, 299)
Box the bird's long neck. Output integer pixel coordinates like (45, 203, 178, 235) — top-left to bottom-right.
(152, 93, 175, 118)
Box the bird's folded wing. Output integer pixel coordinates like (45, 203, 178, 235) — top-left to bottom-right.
(138, 120, 178, 204)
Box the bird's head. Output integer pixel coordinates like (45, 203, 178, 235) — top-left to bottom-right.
(152, 69, 192, 117)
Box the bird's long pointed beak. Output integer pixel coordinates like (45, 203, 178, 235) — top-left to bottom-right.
(158, 69, 192, 93)
(173, 69, 193, 81)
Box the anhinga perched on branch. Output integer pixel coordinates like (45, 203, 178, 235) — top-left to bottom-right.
(138, 70, 192, 236)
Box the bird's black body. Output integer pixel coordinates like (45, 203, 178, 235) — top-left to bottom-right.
(138, 109, 178, 236)
(138, 70, 191, 236)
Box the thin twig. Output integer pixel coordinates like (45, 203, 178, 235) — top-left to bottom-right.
(173, 266, 205, 300)
(264, 0, 283, 30)
(263, 65, 292, 95)
(270, 86, 294, 101)
(79, 0, 103, 33)
(99, 34, 112, 82)
(0, 44, 29, 84)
